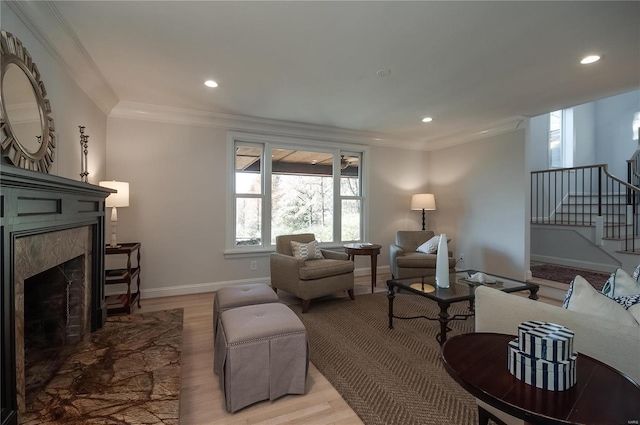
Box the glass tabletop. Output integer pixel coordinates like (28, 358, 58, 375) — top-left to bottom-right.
(388, 270, 537, 303)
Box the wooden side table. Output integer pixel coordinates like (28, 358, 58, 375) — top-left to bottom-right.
(105, 242, 141, 315)
(442, 332, 640, 425)
(343, 243, 382, 293)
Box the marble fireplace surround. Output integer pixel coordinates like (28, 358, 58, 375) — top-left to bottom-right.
(1, 166, 111, 425)
(14, 227, 92, 413)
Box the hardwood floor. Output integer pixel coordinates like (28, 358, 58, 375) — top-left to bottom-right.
(136, 275, 386, 424)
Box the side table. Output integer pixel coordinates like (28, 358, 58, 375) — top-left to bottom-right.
(105, 242, 141, 314)
(442, 332, 640, 425)
(343, 243, 382, 293)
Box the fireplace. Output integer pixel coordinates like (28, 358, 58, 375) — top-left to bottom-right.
(1, 166, 112, 425)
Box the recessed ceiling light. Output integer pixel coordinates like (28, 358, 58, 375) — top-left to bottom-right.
(422, 117, 433, 123)
(204, 80, 218, 88)
(580, 55, 600, 65)
(376, 69, 391, 77)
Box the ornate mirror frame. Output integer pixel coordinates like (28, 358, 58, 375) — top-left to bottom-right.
(0, 30, 55, 173)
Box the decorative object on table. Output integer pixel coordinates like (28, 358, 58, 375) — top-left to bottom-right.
(508, 321, 577, 391)
(1, 31, 56, 173)
(463, 272, 498, 285)
(99, 180, 130, 248)
(79, 126, 89, 182)
(410, 193, 436, 230)
(435, 233, 450, 288)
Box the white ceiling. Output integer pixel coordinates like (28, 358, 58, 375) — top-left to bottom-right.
(10, 1, 640, 149)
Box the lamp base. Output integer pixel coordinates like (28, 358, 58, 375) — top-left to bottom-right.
(410, 283, 435, 293)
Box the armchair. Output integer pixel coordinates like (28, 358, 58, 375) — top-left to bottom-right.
(270, 233, 355, 313)
(390, 230, 455, 279)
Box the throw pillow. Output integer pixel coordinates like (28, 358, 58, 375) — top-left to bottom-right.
(633, 263, 640, 282)
(290, 240, 324, 260)
(417, 235, 441, 254)
(563, 275, 639, 327)
(601, 268, 640, 298)
(628, 304, 640, 325)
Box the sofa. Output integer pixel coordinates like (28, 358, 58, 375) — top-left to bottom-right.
(475, 284, 640, 425)
(389, 230, 455, 279)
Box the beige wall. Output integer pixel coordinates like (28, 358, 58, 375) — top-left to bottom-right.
(427, 129, 529, 280)
(2, 5, 108, 182)
(106, 116, 431, 297)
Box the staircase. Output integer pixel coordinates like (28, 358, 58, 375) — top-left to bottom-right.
(531, 164, 640, 273)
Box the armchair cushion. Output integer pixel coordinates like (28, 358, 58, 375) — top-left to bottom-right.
(299, 259, 354, 280)
(290, 240, 324, 260)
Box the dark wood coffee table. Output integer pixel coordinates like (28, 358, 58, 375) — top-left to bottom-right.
(442, 333, 640, 425)
(387, 270, 539, 345)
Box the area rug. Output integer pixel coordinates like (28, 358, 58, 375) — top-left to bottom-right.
(530, 263, 610, 290)
(20, 309, 183, 425)
(289, 292, 477, 425)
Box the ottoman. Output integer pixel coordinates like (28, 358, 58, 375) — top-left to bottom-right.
(214, 303, 308, 413)
(213, 283, 280, 337)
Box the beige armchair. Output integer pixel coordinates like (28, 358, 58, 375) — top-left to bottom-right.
(270, 233, 355, 313)
(390, 230, 455, 279)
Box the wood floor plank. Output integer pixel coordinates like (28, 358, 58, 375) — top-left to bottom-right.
(136, 277, 383, 424)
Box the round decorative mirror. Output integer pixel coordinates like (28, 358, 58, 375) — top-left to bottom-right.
(1, 30, 55, 173)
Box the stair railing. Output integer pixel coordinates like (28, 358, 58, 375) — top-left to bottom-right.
(531, 164, 640, 252)
(627, 149, 640, 188)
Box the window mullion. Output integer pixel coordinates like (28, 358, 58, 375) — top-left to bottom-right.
(333, 151, 342, 243)
(263, 143, 273, 247)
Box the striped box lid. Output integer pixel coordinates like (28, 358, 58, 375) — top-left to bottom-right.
(517, 320, 575, 362)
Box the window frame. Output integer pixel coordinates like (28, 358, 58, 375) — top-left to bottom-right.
(548, 108, 574, 169)
(225, 132, 369, 255)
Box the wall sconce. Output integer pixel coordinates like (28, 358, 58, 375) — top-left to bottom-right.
(99, 181, 130, 248)
(411, 193, 436, 231)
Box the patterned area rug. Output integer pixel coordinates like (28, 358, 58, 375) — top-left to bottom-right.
(20, 309, 183, 425)
(530, 263, 610, 290)
(289, 292, 477, 425)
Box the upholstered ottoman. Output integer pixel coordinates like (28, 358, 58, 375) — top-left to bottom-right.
(213, 283, 280, 337)
(214, 303, 308, 413)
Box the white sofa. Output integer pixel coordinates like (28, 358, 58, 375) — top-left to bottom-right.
(474, 285, 640, 425)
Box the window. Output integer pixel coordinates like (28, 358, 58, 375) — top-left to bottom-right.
(548, 108, 574, 168)
(229, 134, 366, 250)
(633, 111, 639, 141)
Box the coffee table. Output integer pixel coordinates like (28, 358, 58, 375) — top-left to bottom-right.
(442, 333, 640, 425)
(387, 270, 539, 345)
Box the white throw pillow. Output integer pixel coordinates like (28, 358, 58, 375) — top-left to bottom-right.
(628, 304, 640, 325)
(290, 240, 324, 260)
(563, 275, 639, 327)
(601, 268, 640, 298)
(417, 235, 440, 254)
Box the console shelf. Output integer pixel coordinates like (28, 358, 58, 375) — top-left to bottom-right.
(105, 242, 141, 315)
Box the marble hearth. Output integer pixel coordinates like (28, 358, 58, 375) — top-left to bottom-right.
(14, 227, 92, 413)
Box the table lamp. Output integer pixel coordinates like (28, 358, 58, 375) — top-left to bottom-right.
(411, 193, 436, 231)
(99, 180, 129, 248)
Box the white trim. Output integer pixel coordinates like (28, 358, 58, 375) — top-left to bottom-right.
(138, 278, 271, 299)
(7, 0, 119, 115)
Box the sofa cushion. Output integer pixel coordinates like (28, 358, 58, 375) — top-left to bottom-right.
(299, 258, 354, 280)
(416, 235, 440, 254)
(563, 275, 639, 327)
(629, 304, 640, 325)
(602, 268, 640, 298)
(397, 252, 437, 268)
(291, 240, 324, 261)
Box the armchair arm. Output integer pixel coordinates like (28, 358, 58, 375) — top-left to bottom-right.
(389, 244, 405, 279)
(320, 249, 349, 261)
(270, 253, 305, 293)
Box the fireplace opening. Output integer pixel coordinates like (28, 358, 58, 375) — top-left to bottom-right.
(23, 255, 86, 406)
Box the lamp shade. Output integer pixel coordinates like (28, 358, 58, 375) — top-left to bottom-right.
(99, 181, 130, 208)
(411, 193, 436, 211)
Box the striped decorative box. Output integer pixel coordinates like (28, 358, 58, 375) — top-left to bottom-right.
(508, 321, 578, 391)
(517, 320, 575, 362)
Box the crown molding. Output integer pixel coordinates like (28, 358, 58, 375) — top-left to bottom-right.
(6, 0, 119, 115)
(109, 100, 420, 148)
(422, 116, 527, 151)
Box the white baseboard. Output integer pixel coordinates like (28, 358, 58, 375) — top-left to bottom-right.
(107, 265, 392, 300)
(530, 255, 616, 273)
(106, 277, 272, 300)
